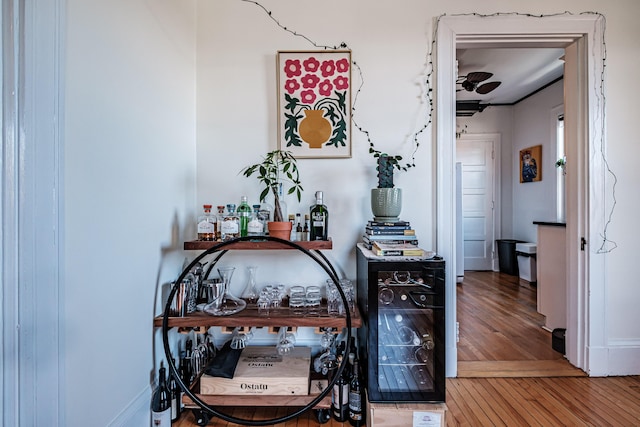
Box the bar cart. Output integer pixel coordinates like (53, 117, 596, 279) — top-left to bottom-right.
(157, 236, 358, 426)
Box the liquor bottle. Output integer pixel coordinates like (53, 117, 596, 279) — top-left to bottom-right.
(258, 202, 272, 224)
(182, 339, 193, 384)
(288, 214, 296, 241)
(247, 204, 265, 236)
(221, 203, 239, 241)
(310, 191, 328, 240)
(348, 359, 364, 426)
(303, 214, 310, 241)
(196, 204, 215, 241)
(332, 341, 349, 422)
(295, 213, 303, 241)
(151, 361, 171, 426)
(237, 196, 252, 237)
(215, 205, 225, 241)
(169, 358, 181, 421)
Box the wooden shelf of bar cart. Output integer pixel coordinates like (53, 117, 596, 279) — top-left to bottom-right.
(156, 237, 360, 425)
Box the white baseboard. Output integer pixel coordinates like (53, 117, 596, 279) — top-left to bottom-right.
(108, 385, 150, 427)
(587, 341, 640, 376)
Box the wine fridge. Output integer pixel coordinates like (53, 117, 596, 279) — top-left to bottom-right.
(356, 245, 445, 403)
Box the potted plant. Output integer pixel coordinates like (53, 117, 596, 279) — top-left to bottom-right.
(241, 150, 303, 239)
(370, 152, 411, 221)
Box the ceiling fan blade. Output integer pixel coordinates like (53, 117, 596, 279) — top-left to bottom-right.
(466, 71, 493, 83)
(476, 81, 501, 94)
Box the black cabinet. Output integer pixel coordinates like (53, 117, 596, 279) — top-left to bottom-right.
(356, 245, 445, 403)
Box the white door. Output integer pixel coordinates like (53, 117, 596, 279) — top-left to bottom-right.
(456, 134, 498, 271)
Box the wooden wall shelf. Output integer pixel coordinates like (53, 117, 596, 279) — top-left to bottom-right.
(184, 239, 332, 251)
(155, 306, 361, 329)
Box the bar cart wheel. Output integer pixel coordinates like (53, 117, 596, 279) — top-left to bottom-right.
(314, 408, 331, 424)
(193, 408, 211, 426)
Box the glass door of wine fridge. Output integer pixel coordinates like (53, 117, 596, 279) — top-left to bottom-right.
(356, 245, 445, 403)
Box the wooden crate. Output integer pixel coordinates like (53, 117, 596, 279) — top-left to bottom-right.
(368, 400, 447, 427)
(200, 346, 310, 396)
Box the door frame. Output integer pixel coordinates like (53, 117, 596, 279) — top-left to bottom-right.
(436, 14, 606, 377)
(456, 133, 501, 272)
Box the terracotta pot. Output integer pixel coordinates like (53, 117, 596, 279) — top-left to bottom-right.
(267, 221, 292, 240)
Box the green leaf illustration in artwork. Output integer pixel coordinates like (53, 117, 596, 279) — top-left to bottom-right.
(284, 93, 299, 112)
(283, 93, 303, 147)
(326, 118, 347, 148)
(335, 90, 347, 114)
(284, 112, 303, 147)
(324, 104, 341, 126)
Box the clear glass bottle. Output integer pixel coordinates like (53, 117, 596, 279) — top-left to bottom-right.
(258, 202, 273, 224)
(243, 266, 259, 304)
(221, 203, 239, 241)
(295, 213, 303, 241)
(269, 183, 287, 222)
(310, 190, 329, 240)
(197, 204, 215, 241)
(303, 214, 310, 241)
(247, 204, 265, 236)
(237, 196, 252, 237)
(288, 214, 296, 241)
(215, 205, 225, 241)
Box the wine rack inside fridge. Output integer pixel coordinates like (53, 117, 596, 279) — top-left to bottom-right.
(356, 245, 445, 403)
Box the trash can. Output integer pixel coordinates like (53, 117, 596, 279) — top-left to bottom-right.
(516, 242, 537, 284)
(496, 239, 524, 276)
(552, 328, 566, 355)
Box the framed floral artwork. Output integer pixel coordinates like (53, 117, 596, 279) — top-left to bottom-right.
(277, 50, 352, 159)
(520, 144, 542, 183)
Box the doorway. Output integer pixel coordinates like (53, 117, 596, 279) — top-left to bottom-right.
(436, 14, 606, 378)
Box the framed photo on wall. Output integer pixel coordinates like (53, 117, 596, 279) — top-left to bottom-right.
(520, 144, 542, 183)
(276, 50, 352, 159)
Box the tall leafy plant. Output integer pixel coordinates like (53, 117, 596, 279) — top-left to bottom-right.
(241, 150, 303, 222)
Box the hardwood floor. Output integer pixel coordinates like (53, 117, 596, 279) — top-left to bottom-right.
(174, 271, 640, 426)
(457, 271, 584, 377)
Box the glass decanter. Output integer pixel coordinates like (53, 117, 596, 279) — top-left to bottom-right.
(203, 266, 246, 316)
(243, 266, 259, 305)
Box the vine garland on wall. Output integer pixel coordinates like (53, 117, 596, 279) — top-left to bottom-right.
(237, 1, 616, 253)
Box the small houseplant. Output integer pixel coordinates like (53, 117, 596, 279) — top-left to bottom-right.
(370, 152, 411, 221)
(241, 150, 303, 239)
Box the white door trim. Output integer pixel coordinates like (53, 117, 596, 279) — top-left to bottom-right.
(2, 1, 65, 424)
(436, 14, 606, 377)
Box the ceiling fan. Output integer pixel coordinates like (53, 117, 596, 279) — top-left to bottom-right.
(457, 71, 501, 95)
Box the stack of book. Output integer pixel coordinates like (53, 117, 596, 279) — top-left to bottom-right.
(362, 220, 425, 256)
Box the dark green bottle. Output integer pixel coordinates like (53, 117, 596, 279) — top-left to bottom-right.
(310, 191, 328, 240)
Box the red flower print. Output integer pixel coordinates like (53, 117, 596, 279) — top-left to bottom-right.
(336, 58, 350, 73)
(284, 59, 302, 78)
(303, 57, 320, 72)
(319, 79, 334, 97)
(333, 75, 349, 90)
(320, 60, 336, 77)
(284, 79, 300, 94)
(300, 89, 317, 105)
(300, 73, 320, 89)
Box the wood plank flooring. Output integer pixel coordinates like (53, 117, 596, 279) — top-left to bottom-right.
(174, 271, 640, 426)
(457, 271, 584, 377)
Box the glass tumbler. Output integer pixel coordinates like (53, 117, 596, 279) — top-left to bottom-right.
(305, 285, 321, 316)
(289, 285, 306, 316)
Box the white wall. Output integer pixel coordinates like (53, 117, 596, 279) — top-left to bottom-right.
(512, 81, 564, 243)
(55, 0, 640, 424)
(64, 1, 196, 425)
